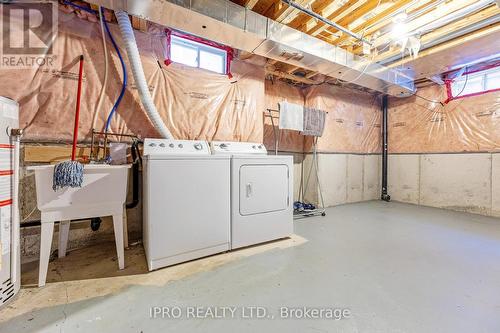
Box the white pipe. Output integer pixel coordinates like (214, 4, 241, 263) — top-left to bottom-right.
(114, 10, 173, 139)
(11, 132, 21, 290)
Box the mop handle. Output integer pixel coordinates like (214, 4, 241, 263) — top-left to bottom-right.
(71, 55, 84, 161)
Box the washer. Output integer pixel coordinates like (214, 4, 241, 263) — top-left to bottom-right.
(143, 138, 230, 271)
(211, 141, 293, 249)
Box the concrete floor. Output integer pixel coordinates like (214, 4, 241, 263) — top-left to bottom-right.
(1, 201, 500, 332)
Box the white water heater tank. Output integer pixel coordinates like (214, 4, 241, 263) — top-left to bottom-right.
(0, 96, 20, 307)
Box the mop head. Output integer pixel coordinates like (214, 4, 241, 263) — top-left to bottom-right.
(52, 160, 84, 191)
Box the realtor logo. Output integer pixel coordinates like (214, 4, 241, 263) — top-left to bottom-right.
(1, 1, 58, 68)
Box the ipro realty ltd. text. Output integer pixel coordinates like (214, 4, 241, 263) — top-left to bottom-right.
(150, 306, 351, 320)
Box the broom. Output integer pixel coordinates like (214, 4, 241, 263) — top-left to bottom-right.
(53, 55, 85, 191)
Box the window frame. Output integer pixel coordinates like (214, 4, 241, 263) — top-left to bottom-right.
(165, 28, 234, 78)
(445, 62, 500, 103)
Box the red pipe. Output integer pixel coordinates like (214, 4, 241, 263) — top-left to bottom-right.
(71, 55, 84, 161)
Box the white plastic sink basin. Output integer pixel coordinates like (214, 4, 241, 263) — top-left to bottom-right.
(28, 164, 130, 221)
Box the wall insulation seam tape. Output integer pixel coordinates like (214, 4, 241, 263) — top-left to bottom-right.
(115, 10, 173, 139)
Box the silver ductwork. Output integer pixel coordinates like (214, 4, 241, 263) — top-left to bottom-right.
(88, 0, 415, 96)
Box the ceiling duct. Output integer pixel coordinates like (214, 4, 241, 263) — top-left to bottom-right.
(88, 0, 415, 96)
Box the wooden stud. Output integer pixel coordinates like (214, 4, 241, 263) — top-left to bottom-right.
(24, 146, 92, 163)
(265, 67, 320, 84)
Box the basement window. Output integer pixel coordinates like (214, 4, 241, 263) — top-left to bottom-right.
(165, 29, 233, 77)
(448, 65, 500, 101)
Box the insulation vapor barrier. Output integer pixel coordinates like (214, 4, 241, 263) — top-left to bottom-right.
(264, 80, 305, 153)
(389, 85, 500, 153)
(0, 6, 264, 143)
(4, 4, 468, 157)
(304, 85, 382, 154)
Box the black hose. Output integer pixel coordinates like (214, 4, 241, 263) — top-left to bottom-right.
(20, 217, 96, 228)
(126, 140, 141, 209)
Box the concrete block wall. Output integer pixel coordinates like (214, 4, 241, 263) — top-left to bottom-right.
(303, 153, 381, 207)
(389, 153, 500, 217)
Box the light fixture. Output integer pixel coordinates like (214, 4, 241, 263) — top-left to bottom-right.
(391, 11, 408, 42)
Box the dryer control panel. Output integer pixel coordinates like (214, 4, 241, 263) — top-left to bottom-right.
(211, 141, 267, 155)
(143, 138, 210, 156)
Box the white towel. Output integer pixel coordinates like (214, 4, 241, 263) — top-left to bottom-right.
(278, 101, 304, 131)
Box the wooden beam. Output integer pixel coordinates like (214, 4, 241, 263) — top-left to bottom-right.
(332, 0, 415, 46)
(352, 0, 483, 54)
(236, 0, 261, 10)
(327, 0, 391, 35)
(131, 16, 147, 32)
(287, 0, 335, 30)
(374, 6, 500, 62)
(274, 0, 316, 23)
(305, 71, 319, 78)
(266, 67, 319, 84)
(263, 0, 285, 19)
(286, 65, 301, 73)
(387, 22, 500, 69)
(306, 0, 363, 36)
(252, 0, 277, 14)
(24, 146, 92, 163)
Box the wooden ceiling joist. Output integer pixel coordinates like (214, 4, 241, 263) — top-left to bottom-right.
(228, 0, 500, 87)
(373, 6, 500, 63)
(332, 0, 416, 46)
(325, 0, 391, 35)
(232, 0, 261, 10)
(352, 0, 486, 54)
(306, 0, 363, 36)
(266, 67, 319, 84)
(287, 0, 335, 29)
(273, 0, 317, 23)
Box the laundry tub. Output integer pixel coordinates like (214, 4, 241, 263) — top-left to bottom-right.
(28, 164, 130, 286)
(29, 164, 130, 220)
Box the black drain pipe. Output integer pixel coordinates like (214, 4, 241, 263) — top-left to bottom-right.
(381, 95, 391, 202)
(126, 140, 141, 209)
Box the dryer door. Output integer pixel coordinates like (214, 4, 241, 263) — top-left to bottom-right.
(239, 164, 289, 216)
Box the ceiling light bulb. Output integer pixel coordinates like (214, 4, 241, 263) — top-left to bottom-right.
(391, 22, 408, 40)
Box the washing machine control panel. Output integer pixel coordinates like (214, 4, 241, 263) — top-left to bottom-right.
(211, 141, 267, 155)
(143, 138, 210, 156)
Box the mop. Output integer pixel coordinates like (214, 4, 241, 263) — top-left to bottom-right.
(53, 55, 85, 191)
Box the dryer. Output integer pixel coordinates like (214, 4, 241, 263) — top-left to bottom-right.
(211, 141, 293, 249)
(143, 139, 230, 270)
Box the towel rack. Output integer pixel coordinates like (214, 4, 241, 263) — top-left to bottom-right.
(264, 106, 326, 219)
(265, 108, 280, 155)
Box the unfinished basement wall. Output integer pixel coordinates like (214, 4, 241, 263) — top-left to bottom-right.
(0, 9, 269, 260)
(1, 5, 385, 259)
(301, 85, 382, 208)
(388, 84, 500, 217)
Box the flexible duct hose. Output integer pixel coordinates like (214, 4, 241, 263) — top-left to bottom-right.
(114, 10, 173, 139)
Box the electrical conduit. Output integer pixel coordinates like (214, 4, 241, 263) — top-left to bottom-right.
(114, 10, 173, 139)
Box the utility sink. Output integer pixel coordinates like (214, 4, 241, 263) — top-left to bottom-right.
(28, 164, 130, 221)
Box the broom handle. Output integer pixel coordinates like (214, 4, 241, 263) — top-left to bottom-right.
(72, 55, 84, 161)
